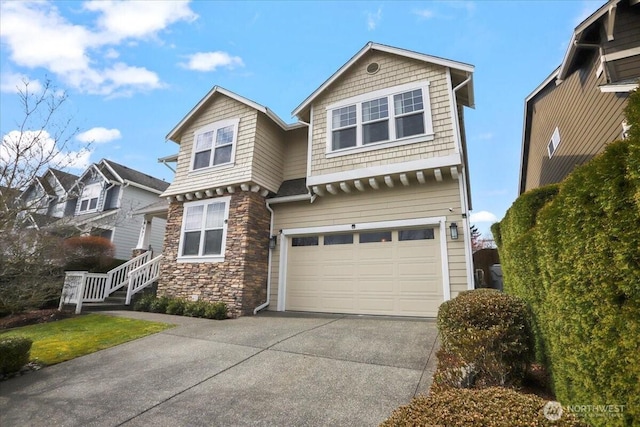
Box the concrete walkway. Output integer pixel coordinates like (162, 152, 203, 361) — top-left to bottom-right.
(0, 311, 439, 427)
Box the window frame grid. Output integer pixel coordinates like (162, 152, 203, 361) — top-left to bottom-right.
(325, 81, 433, 155)
(190, 118, 240, 172)
(177, 196, 231, 263)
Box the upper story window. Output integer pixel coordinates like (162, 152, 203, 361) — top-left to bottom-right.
(327, 81, 433, 155)
(547, 127, 561, 158)
(79, 183, 101, 213)
(191, 118, 240, 171)
(178, 197, 230, 263)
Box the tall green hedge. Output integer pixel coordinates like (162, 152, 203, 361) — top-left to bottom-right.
(495, 91, 640, 427)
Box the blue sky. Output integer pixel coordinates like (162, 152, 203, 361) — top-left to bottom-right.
(0, 0, 604, 236)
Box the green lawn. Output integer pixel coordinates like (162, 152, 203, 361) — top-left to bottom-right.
(0, 314, 174, 366)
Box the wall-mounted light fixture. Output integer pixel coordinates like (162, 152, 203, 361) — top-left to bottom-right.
(449, 222, 459, 240)
(269, 235, 277, 250)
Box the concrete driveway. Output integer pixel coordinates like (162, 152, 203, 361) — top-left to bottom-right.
(0, 311, 439, 427)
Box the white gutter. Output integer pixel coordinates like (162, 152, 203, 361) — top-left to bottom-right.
(254, 200, 275, 314)
(266, 194, 311, 204)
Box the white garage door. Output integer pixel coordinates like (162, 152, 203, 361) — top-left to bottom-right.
(286, 227, 443, 317)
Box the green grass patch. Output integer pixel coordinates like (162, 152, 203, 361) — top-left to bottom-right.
(0, 314, 173, 366)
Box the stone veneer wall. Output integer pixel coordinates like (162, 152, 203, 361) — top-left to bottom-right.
(158, 191, 270, 317)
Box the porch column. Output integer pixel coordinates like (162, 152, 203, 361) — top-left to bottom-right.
(133, 215, 152, 257)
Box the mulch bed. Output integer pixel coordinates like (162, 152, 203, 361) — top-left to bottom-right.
(0, 309, 76, 330)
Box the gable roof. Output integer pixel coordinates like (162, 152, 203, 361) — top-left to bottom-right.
(101, 159, 170, 193)
(47, 168, 79, 193)
(557, 0, 622, 81)
(292, 42, 475, 118)
(166, 86, 304, 143)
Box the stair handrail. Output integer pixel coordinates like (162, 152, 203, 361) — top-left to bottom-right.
(126, 254, 163, 305)
(105, 251, 152, 297)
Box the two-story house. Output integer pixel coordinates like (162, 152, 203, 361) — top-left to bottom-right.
(519, 0, 640, 194)
(18, 168, 79, 229)
(157, 42, 475, 318)
(60, 159, 170, 260)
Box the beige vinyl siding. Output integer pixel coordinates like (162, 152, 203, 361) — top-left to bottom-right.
(252, 114, 286, 193)
(282, 127, 308, 181)
(524, 51, 628, 191)
(268, 181, 468, 311)
(163, 95, 258, 196)
(309, 51, 457, 176)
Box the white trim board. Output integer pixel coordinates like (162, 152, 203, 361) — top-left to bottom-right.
(306, 154, 462, 186)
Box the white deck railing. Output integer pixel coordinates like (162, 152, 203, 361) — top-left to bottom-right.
(126, 255, 163, 304)
(106, 251, 152, 295)
(58, 251, 158, 314)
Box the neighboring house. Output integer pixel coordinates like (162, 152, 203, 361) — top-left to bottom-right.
(519, 0, 640, 194)
(63, 159, 170, 260)
(18, 168, 79, 228)
(156, 42, 475, 318)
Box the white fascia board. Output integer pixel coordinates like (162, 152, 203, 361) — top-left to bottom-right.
(101, 160, 124, 184)
(123, 180, 164, 195)
(599, 82, 639, 92)
(282, 216, 446, 237)
(525, 68, 560, 103)
(158, 153, 179, 163)
(306, 154, 461, 187)
(602, 46, 640, 62)
(166, 86, 294, 142)
(72, 164, 109, 192)
(292, 42, 474, 117)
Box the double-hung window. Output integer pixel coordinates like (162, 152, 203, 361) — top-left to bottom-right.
(79, 184, 101, 213)
(191, 118, 239, 171)
(327, 81, 433, 154)
(547, 127, 561, 158)
(178, 197, 230, 262)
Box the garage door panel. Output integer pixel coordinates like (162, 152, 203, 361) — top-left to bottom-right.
(286, 227, 443, 317)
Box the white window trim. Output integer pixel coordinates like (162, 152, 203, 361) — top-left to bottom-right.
(78, 183, 102, 214)
(177, 196, 231, 263)
(325, 81, 434, 157)
(548, 127, 561, 158)
(189, 118, 240, 172)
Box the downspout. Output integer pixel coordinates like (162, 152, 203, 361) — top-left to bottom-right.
(254, 199, 275, 314)
(452, 74, 475, 289)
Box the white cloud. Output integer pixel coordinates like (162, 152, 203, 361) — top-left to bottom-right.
(0, 73, 43, 94)
(470, 211, 499, 223)
(1, 130, 92, 175)
(0, 1, 196, 97)
(366, 7, 382, 30)
(76, 127, 121, 143)
(413, 9, 435, 19)
(181, 51, 245, 72)
(84, 0, 197, 42)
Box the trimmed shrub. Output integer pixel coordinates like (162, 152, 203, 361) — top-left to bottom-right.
(437, 289, 533, 387)
(133, 295, 228, 320)
(380, 387, 588, 427)
(0, 337, 33, 374)
(166, 298, 188, 316)
(204, 301, 228, 320)
(183, 300, 208, 318)
(133, 293, 155, 312)
(496, 136, 640, 426)
(149, 296, 170, 313)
